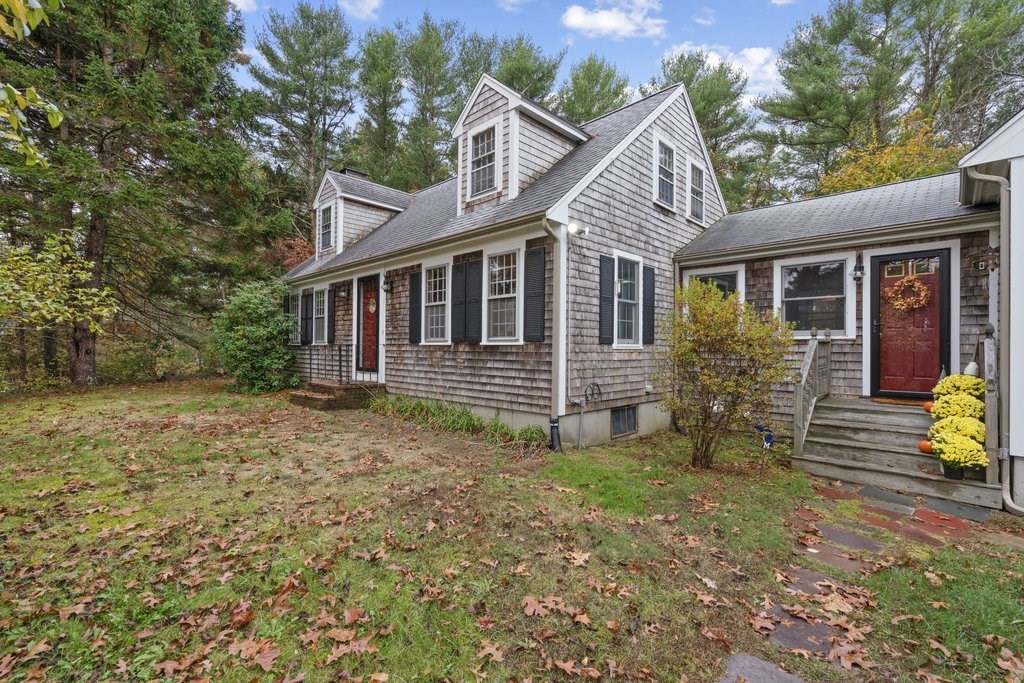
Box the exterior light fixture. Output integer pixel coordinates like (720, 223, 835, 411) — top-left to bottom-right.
(852, 258, 865, 282)
(381, 279, 392, 293)
(567, 222, 590, 237)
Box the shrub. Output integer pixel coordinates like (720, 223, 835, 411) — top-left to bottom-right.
(931, 432, 989, 469)
(932, 374, 985, 399)
(928, 416, 986, 444)
(210, 281, 297, 394)
(930, 393, 985, 420)
(656, 280, 793, 469)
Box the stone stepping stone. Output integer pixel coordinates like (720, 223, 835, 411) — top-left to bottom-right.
(857, 513, 900, 533)
(921, 496, 993, 522)
(798, 543, 873, 573)
(767, 605, 840, 655)
(796, 508, 824, 522)
(979, 531, 1024, 551)
(814, 486, 859, 501)
(862, 499, 915, 517)
(857, 486, 916, 508)
(719, 654, 806, 683)
(898, 525, 944, 547)
(781, 566, 831, 596)
(815, 524, 884, 553)
(913, 508, 971, 531)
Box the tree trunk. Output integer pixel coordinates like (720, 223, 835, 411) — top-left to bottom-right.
(16, 327, 28, 384)
(68, 211, 107, 385)
(41, 326, 60, 376)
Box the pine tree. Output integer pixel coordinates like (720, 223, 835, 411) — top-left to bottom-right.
(555, 54, 629, 124)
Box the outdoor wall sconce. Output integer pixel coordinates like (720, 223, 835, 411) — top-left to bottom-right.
(381, 279, 392, 293)
(852, 258, 865, 282)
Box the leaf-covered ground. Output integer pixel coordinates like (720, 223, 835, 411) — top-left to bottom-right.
(1, 381, 1022, 682)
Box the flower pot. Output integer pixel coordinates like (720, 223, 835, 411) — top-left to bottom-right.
(942, 464, 965, 480)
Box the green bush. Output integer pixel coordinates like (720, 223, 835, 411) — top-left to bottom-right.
(210, 281, 297, 394)
(97, 337, 205, 384)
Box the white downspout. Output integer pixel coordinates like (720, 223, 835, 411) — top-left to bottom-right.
(542, 219, 568, 424)
(966, 167, 1023, 515)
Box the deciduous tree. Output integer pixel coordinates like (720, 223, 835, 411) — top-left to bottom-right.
(657, 280, 792, 469)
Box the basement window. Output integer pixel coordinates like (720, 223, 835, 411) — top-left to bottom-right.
(611, 405, 637, 438)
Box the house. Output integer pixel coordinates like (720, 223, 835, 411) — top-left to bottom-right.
(283, 74, 725, 445)
(676, 110, 1024, 513)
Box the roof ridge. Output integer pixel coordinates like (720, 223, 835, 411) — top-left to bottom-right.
(582, 83, 680, 128)
(724, 171, 961, 217)
(328, 169, 412, 196)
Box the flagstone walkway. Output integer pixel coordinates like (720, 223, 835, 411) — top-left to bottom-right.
(718, 479, 995, 682)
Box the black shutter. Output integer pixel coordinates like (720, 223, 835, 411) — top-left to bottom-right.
(300, 292, 313, 345)
(409, 271, 422, 344)
(282, 294, 290, 314)
(642, 266, 655, 345)
(599, 255, 615, 345)
(451, 262, 467, 343)
(524, 246, 545, 342)
(326, 286, 337, 344)
(465, 258, 482, 344)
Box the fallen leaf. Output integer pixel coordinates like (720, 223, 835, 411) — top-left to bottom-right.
(477, 640, 504, 662)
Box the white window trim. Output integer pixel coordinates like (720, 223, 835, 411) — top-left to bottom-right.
(860, 240, 961, 396)
(467, 116, 503, 200)
(652, 134, 677, 212)
(773, 252, 857, 341)
(482, 238, 524, 345)
(613, 248, 643, 350)
(681, 263, 746, 302)
(687, 155, 706, 225)
(312, 287, 328, 345)
(288, 293, 301, 345)
(318, 204, 334, 250)
(421, 259, 452, 345)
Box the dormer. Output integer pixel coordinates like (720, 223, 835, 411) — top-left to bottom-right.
(313, 169, 413, 259)
(453, 74, 588, 216)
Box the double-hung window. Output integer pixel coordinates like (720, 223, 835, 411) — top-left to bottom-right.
(682, 264, 745, 300)
(778, 258, 851, 336)
(689, 162, 705, 222)
(487, 251, 517, 340)
(471, 126, 497, 196)
(616, 256, 640, 345)
(313, 289, 327, 343)
(656, 139, 675, 208)
(319, 205, 333, 250)
(288, 293, 300, 344)
(424, 265, 448, 342)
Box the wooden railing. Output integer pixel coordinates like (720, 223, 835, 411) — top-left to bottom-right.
(793, 328, 832, 457)
(979, 326, 999, 486)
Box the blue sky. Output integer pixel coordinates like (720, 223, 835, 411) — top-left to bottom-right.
(234, 0, 830, 102)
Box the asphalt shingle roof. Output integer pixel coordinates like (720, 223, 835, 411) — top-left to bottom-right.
(676, 172, 996, 260)
(286, 85, 679, 281)
(326, 170, 413, 209)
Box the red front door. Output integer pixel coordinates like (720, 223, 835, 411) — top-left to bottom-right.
(871, 251, 949, 396)
(358, 276, 379, 372)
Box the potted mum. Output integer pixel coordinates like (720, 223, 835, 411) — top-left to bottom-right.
(930, 433, 988, 479)
(921, 374, 989, 478)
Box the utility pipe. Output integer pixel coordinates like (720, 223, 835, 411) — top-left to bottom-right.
(542, 218, 565, 451)
(966, 167, 1021, 515)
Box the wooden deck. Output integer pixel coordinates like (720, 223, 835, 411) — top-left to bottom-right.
(793, 397, 1003, 509)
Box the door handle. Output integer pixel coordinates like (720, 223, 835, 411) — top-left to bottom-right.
(872, 319, 882, 335)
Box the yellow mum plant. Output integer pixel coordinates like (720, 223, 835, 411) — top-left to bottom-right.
(932, 374, 985, 399)
(928, 416, 986, 444)
(931, 433, 989, 469)
(930, 393, 985, 420)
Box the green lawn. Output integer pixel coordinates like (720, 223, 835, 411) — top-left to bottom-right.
(0, 381, 1021, 682)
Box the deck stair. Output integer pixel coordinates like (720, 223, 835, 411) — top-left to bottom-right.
(288, 381, 385, 411)
(793, 397, 1002, 509)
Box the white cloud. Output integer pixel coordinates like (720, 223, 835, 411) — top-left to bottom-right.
(666, 42, 782, 105)
(770, 0, 797, 5)
(561, 0, 668, 40)
(230, 0, 257, 11)
(338, 0, 381, 20)
(692, 7, 715, 27)
(497, 0, 532, 11)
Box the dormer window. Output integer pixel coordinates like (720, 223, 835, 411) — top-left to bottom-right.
(471, 126, 497, 196)
(319, 205, 333, 249)
(654, 138, 676, 209)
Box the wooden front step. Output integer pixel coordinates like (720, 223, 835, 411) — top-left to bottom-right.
(796, 397, 1002, 509)
(289, 383, 385, 411)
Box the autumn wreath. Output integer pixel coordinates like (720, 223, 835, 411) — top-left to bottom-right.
(883, 275, 930, 313)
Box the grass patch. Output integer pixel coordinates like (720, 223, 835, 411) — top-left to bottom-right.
(0, 381, 1021, 682)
